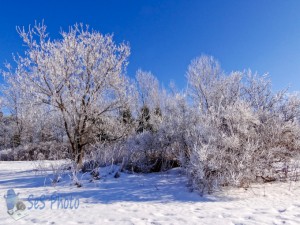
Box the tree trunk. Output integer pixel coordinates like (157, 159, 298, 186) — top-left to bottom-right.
(76, 147, 84, 168)
(74, 134, 84, 168)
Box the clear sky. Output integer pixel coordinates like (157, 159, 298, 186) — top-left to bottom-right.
(0, 0, 300, 92)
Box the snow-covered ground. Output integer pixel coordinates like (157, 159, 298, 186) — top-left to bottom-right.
(1, 161, 300, 224)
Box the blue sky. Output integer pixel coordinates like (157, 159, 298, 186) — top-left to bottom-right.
(0, 0, 300, 92)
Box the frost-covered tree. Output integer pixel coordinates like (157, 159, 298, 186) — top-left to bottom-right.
(135, 70, 162, 133)
(2, 22, 130, 166)
(136, 69, 160, 108)
(0, 82, 31, 147)
(187, 55, 222, 113)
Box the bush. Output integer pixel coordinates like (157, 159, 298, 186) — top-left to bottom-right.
(183, 56, 300, 194)
(124, 131, 179, 172)
(1, 141, 70, 161)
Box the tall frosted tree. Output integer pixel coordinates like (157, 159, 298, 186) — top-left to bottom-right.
(2, 22, 130, 166)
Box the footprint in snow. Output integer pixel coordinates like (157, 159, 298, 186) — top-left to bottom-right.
(278, 208, 287, 213)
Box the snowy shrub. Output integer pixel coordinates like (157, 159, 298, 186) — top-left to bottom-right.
(184, 55, 300, 194)
(11, 141, 70, 161)
(0, 149, 14, 161)
(124, 132, 163, 172)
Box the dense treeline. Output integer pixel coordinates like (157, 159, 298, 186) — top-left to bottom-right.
(1, 23, 300, 193)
